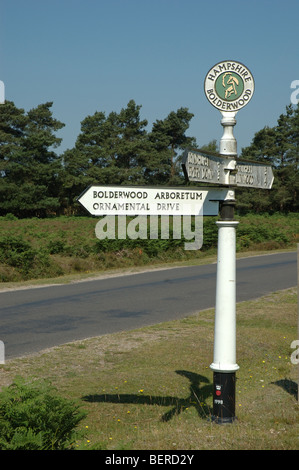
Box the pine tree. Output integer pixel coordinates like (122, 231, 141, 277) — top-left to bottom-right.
(238, 103, 299, 212)
(0, 101, 64, 217)
(149, 107, 196, 185)
(62, 100, 152, 211)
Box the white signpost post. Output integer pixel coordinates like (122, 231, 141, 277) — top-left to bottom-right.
(191, 59, 274, 423)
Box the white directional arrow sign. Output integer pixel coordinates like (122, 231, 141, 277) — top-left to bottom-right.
(77, 185, 231, 217)
(182, 150, 235, 186)
(233, 160, 274, 189)
(182, 149, 274, 189)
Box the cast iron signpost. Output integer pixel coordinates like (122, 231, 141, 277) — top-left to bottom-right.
(201, 60, 273, 423)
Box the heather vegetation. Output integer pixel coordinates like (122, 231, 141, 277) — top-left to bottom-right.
(0, 213, 297, 282)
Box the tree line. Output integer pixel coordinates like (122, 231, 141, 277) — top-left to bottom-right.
(0, 99, 298, 218)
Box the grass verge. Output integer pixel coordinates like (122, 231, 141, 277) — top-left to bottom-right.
(0, 288, 298, 450)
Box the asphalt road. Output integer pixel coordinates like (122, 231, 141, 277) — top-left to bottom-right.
(0, 251, 297, 360)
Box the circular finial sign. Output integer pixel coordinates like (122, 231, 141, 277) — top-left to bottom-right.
(204, 60, 254, 112)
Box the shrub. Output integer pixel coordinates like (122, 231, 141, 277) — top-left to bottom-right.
(47, 239, 66, 254)
(0, 235, 36, 274)
(0, 378, 86, 450)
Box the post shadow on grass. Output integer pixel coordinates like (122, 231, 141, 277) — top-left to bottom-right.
(82, 370, 213, 422)
(272, 379, 298, 399)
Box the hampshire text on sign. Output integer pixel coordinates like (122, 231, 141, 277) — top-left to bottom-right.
(204, 60, 254, 112)
(77, 185, 230, 216)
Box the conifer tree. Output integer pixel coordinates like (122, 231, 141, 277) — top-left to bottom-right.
(0, 101, 64, 217)
(149, 107, 196, 184)
(238, 103, 299, 212)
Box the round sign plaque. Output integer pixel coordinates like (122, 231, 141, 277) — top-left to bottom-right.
(204, 60, 254, 112)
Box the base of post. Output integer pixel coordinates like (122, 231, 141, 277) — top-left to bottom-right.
(211, 371, 236, 424)
(211, 415, 237, 424)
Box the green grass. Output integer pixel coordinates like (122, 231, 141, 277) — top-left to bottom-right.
(1, 288, 298, 450)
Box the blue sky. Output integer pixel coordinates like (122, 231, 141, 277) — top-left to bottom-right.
(1, 0, 299, 155)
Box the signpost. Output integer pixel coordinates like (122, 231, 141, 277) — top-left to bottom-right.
(201, 60, 274, 424)
(77, 59, 274, 425)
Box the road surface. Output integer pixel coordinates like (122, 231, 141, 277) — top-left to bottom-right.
(0, 251, 296, 359)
